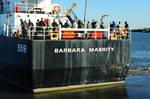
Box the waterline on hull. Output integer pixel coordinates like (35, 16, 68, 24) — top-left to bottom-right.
(33, 81, 125, 93)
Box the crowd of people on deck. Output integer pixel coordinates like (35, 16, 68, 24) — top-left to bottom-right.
(14, 17, 129, 40)
(109, 21, 129, 39)
(110, 21, 129, 31)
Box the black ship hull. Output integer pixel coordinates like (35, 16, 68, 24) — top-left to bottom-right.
(0, 37, 130, 92)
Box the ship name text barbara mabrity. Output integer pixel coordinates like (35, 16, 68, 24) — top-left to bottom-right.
(54, 47, 115, 53)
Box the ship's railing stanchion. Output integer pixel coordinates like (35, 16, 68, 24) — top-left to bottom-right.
(129, 29, 132, 41)
(59, 25, 62, 40)
(107, 26, 110, 40)
(94, 31, 96, 39)
(3, 24, 6, 36)
(43, 27, 46, 40)
(28, 30, 31, 39)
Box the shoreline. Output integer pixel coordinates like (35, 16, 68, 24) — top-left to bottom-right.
(128, 66, 150, 76)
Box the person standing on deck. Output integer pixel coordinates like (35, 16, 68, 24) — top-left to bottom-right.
(124, 21, 129, 31)
(72, 20, 78, 28)
(112, 21, 116, 31)
(20, 19, 27, 37)
(116, 21, 121, 28)
(91, 19, 97, 28)
(64, 20, 70, 28)
(100, 21, 104, 29)
(52, 19, 58, 31)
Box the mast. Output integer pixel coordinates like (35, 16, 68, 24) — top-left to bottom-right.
(83, 0, 88, 37)
(84, 0, 87, 29)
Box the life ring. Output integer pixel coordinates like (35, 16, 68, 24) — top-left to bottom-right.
(53, 5, 60, 13)
(110, 32, 118, 40)
(121, 29, 128, 36)
(50, 32, 59, 40)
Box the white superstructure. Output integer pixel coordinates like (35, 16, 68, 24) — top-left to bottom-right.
(0, 0, 61, 36)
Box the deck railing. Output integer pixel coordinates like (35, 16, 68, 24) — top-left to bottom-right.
(6, 25, 131, 41)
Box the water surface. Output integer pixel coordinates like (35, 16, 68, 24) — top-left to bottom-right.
(131, 32, 150, 66)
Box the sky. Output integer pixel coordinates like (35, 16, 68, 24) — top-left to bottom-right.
(53, 0, 150, 29)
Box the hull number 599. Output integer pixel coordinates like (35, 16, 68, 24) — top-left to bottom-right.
(17, 44, 27, 53)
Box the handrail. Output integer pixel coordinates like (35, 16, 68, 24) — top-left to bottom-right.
(3, 25, 130, 41)
(59, 27, 110, 40)
(60, 28, 110, 32)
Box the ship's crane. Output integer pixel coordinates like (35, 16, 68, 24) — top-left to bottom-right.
(64, 3, 77, 16)
(71, 10, 79, 21)
(64, 3, 79, 24)
(100, 15, 108, 24)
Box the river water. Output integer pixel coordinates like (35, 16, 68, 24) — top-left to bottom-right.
(33, 75, 150, 99)
(131, 32, 150, 66)
(0, 75, 150, 99)
(0, 32, 150, 99)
